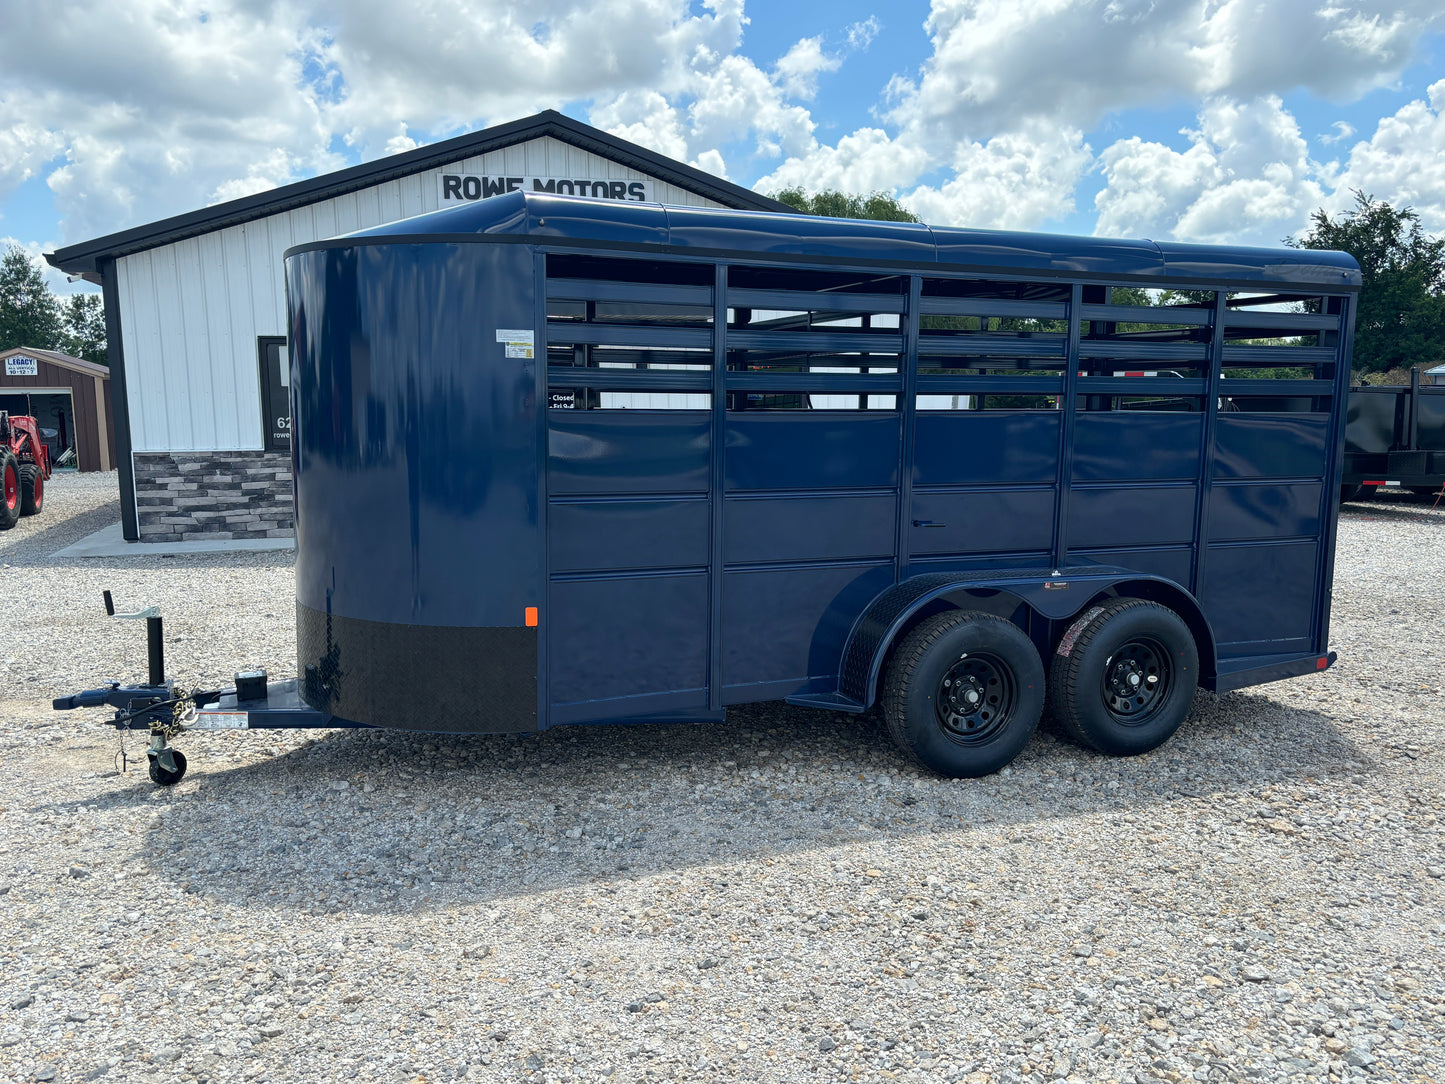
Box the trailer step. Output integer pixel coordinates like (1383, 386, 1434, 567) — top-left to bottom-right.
(785, 691, 868, 714)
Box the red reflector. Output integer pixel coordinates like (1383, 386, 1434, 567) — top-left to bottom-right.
(1316, 656, 1329, 670)
(1362, 481, 1385, 486)
(525, 606, 538, 627)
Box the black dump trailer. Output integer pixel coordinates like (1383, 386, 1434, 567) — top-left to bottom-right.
(1343, 367, 1445, 500)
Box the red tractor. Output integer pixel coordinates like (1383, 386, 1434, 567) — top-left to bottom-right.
(0, 411, 51, 530)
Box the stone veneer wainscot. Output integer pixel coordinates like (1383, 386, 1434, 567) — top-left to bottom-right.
(133, 451, 293, 542)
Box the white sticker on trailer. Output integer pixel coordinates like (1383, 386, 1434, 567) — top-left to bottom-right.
(5, 355, 39, 376)
(188, 712, 250, 730)
(496, 329, 535, 359)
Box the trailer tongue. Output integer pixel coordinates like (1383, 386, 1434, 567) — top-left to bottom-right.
(52, 592, 346, 785)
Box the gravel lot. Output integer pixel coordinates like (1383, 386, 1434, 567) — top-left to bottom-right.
(1, 473, 1442, 1084)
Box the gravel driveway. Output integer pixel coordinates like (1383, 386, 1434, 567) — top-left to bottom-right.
(1, 474, 1441, 1084)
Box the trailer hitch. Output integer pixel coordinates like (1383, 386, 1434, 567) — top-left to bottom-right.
(51, 591, 223, 785)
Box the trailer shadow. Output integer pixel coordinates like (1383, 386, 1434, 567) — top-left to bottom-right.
(80, 689, 1368, 916)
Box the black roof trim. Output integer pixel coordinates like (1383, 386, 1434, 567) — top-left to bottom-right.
(46, 110, 792, 276)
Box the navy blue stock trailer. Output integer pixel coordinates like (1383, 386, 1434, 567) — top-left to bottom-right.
(56, 192, 1361, 782)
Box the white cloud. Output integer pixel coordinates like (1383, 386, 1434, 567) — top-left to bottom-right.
(1323, 79, 1445, 232)
(315, 0, 751, 156)
(847, 17, 881, 50)
(902, 124, 1092, 229)
(7, 0, 761, 243)
(591, 90, 693, 162)
(1093, 96, 1325, 244)
(886, 0, 1445, 155)
(774, 37, 841, 100)
(0, 103, 65, 203)
(7, 1, 333, 242)
(690, 54, 816, 157)
(754, 128, 930, 198)
(7, 0, 1445, 261)
(383, 126, 421, 156)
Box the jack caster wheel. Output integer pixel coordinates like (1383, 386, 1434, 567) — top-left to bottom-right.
(148, 749, 187, 786)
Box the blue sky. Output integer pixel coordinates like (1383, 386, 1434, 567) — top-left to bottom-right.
(4, 1, 1445, 294)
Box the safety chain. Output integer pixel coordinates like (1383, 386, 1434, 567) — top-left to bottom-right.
(148, 687, 194, 740)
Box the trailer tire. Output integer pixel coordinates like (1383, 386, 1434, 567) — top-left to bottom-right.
(882, 611, 1043, 778)
(0, 451, 20, 530)
(1048, 599, 1198, 757)
(148, 750, 187, 786)
(18, 465, 42, 516)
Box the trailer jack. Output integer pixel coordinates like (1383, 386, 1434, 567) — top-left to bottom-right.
(49, 593, 214, 785)
(54, 591, 345, 786)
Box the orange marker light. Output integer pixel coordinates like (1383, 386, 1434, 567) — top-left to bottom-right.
(525, 607, 538, 627)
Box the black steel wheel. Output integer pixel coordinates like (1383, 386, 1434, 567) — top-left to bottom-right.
(148, 750, 187, 786)
(0, 450, 19, 530)
(18, 464, 42, 516)
(1047, 599, 1198, 756)
(882, 611, 1044, 778)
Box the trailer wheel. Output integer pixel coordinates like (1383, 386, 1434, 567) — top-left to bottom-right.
(18, 465, 42, 516)
(1048, 599, 1197, 757)
(0, 451, 20, 530)
(882, 611, 1044, 778)
(148, 750, 187, 786)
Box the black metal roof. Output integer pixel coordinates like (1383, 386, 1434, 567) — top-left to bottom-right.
(47, 110, 792, 279)
(293, 190, 1362, 290)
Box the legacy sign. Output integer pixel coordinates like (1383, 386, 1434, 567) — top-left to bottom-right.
(438, 174, 654, 204)
(5, 355, 39, 377)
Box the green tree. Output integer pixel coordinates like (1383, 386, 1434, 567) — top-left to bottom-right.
(61, 293, 108, 365)
(771, 186, 920, 223)
(0, 244, 63, 353)
(1289, 190, 1445, 375)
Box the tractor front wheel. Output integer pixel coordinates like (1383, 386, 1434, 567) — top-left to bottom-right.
(0, 451, 20, 530)
(18, 464, 43, 516)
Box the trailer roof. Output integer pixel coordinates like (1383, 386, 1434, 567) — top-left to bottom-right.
(302, 190, 1362, 290)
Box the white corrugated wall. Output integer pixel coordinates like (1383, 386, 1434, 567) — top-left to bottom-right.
(117, 136, 727, 453)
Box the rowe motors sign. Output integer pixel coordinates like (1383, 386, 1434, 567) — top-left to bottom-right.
(438, 174, 655, 204)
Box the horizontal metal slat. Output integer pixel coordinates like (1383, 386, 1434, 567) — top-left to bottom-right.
(1224, 310, 1339, 331)
(725, 372, 902, 394)
(1078, 339, 1209, 362)
(547, 369, 713, 391)
(726, 329, 904, 354)
(1080, 303, 1212, 326)
(1218, 379, 1334, 397)
(919, 297, 1068, 320)
(916, 375, 1065, 395)
(727, 288, 907, 315)
(917, 334, 1067, 358)
(546, 322, 713, 349)
(1076, 378, 1207, 396)
(1221, 345, 1336, 366)
(546, 278, 714, 306)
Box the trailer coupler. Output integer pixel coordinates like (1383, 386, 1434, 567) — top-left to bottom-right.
(52, 678, 213, 784)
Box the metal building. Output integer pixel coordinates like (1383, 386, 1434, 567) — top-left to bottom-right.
(46, 111, 788, 542)
(0, 346, 115, 472)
